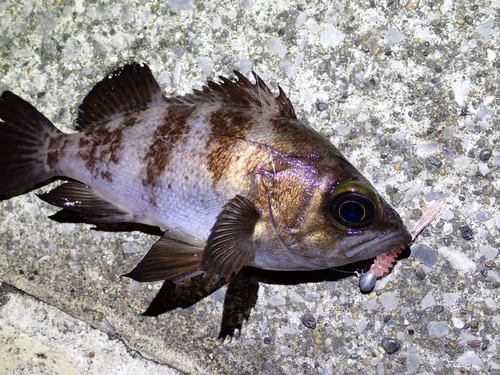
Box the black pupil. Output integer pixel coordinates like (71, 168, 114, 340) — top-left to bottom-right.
(330, 192, 377, 229)
(339, 201, 365, 223)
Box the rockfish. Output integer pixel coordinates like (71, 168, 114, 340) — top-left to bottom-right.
(0, 63, 411, 284)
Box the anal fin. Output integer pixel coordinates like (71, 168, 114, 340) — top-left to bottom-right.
(124, 229, 205, 282)
(38, 181, 133, 223)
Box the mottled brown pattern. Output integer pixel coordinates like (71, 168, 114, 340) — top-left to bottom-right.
(268, 117, 317, 158)
(206, 108, 255, 183)
(46, 135, 70, 171)
(121, 114, 140, 128)
(142, 107, 192, 187)
(76, 115, 136, 182)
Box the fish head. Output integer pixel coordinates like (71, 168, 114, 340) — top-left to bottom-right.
(257, 152, 411, 270)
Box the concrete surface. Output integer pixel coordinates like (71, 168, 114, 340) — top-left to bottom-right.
(1, 0, 499, 374)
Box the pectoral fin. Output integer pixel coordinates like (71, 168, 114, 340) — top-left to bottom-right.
(201, 195, 260, 281)
(124, 229, 205, 282)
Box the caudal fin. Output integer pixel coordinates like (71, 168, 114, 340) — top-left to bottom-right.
(0, 91, 61, 197)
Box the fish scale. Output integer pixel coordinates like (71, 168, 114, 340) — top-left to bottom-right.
(51, 105, 226, 235)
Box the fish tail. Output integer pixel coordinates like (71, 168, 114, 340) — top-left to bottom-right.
(0, 91, 61, 197)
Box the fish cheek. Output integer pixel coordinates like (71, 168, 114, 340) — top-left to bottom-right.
(257, 167, 319, 251)
(259, 168, 308, 228)
(284, 190, 349, 265)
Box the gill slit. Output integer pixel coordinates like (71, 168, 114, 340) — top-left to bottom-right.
(254, 74, 277, 176)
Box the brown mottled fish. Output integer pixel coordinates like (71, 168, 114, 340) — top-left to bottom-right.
(0, 63, 411, 285)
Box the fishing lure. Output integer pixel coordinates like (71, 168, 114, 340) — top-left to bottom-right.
(359, 197, 447, 291)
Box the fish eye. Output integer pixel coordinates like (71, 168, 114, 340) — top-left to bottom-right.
(327, 181, 380, 230)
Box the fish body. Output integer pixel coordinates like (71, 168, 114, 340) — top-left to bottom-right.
(0, 63, 411, 282)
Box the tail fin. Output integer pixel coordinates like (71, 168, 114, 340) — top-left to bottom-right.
(0, 91, 61, 197)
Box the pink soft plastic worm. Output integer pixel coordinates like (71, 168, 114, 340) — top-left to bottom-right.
(359, 197, 446, 291)
(369, 244, 405, 277)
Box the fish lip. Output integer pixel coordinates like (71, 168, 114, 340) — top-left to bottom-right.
(344, 227, 412, 260)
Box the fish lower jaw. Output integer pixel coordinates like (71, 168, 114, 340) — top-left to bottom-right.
(248, 257, 323, 272)
(342, 227, 412, 263)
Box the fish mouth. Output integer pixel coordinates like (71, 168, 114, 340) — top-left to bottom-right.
(344, 227, 412, 260)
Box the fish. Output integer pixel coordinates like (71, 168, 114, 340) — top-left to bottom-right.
(0, 62, 411, 286)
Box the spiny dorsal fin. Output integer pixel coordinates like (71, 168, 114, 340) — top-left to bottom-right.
(167, 71, 297, 120)
(77, 63, 166, 130)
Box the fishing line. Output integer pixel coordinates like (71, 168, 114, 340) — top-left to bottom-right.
(328, 266, 358, 275)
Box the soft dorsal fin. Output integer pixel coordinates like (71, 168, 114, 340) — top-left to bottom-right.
(77, 63, 166, 130)
(167, 71, 297, 120)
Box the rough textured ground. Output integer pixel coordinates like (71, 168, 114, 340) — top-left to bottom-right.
(0, 0, 499, 374)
